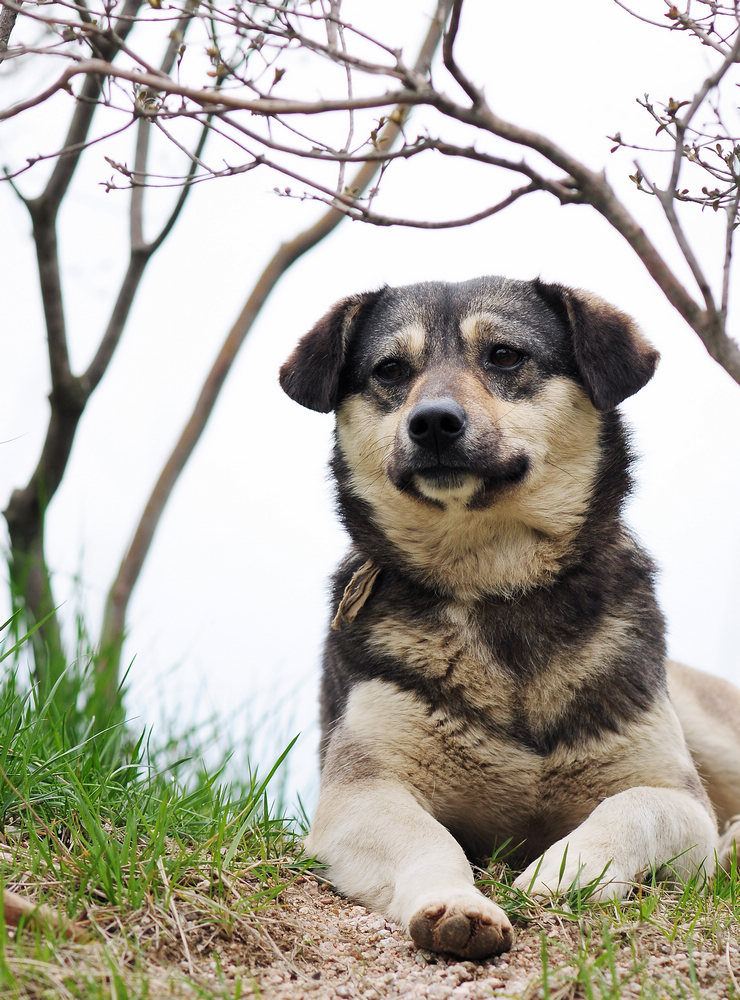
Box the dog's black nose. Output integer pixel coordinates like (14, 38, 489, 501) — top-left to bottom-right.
(408, 398, 467, 452)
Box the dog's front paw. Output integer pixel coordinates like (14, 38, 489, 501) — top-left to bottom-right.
(408, 893, 513, 959)
(513, 845, 631, 902)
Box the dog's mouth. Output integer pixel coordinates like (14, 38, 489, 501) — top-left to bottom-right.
(400, 455, 530, 506)
(415, 467, 473, 489)
(412, 468, 480, 504)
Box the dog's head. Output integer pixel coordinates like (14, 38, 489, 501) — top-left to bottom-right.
(280, 277, 658, 594)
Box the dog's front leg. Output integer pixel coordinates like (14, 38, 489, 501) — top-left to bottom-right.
(513, 786, 718, 900)
(306, 776, 513, 959)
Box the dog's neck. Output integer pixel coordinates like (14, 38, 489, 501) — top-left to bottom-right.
(334, 413, 632, 602)
(339, 488, 581, 601)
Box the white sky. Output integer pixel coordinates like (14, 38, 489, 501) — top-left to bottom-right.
(2, 1, 739, 805)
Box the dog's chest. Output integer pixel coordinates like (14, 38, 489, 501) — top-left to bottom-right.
(346, 602, 637, 858)
(366, 604, 516, 726)
(364, 600, 543, 734)
(341, 668, 601, 860)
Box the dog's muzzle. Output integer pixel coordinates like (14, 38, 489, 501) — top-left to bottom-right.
(392, 396, 529, 504)
(403, 397, 477, 496)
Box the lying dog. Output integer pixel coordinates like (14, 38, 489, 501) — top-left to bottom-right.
(279, 276, 740, 960)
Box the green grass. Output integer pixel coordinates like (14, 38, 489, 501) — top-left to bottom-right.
(477, 854, 740, 999)
(0, 621, 308, 999)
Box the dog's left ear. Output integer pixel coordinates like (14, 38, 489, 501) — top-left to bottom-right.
(536, 281, 660, 411)
(279, 289, 383, 413)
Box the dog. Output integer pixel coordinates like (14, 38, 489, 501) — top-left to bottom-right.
(279, 276, 740, 960)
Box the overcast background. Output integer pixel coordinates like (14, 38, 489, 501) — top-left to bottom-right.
(2, 1, 739, 806)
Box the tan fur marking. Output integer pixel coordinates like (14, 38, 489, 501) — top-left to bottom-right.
(496, 379, 601, 534)
(392, 322, 428, 362)
(459, 312, 499, 347)
(341, 678, 539, 847)
(366, 605, 514, 726)
(515, 612, 635, 735)
(363, 616, 700, 808)
(369, 321, 428, 372)
(587, 697, 702, 798)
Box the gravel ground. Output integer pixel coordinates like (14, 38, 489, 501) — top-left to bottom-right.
(8, 866, 739, 998)
(252, 877, 523, 1000)
(237, 873, 740, 1000)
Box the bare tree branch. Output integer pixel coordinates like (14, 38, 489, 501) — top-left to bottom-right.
(2, 120, 138, 184)
(641, 28, 740, 318)
(323, 181, 541, 229)
(0, 0, 22, 58)
(0, 58, 418, 123)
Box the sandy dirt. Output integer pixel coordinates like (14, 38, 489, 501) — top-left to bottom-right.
(8, 866, 739, 998)
(195, 873, 740, 1000)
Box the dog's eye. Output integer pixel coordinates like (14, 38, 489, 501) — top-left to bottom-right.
(485, 345, 526, 371)
(373, 359, 409, 385)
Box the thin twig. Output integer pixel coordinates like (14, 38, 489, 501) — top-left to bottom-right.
(443, 0, 484, 106)
(311, 181, 540, 229)
(130, 0, 200, 249)
(727, 938, 740, 994)
(639, 160, 715, 311)
(2, 888, 84, 941)
(721, 183, 740, 321)
(157, 857, 194, 977)
(637, 29, 740, 314)
(0, 57, 419, 123)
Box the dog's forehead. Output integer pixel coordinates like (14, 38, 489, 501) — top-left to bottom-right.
(361, 277, 567, 356)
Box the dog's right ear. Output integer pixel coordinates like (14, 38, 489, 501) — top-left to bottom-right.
(279, 290, 382, 413)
